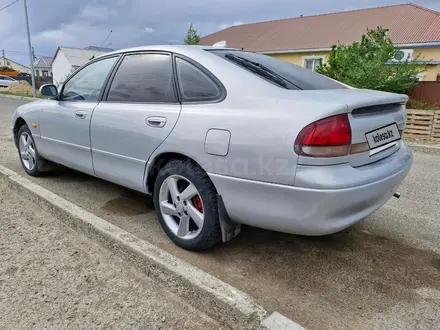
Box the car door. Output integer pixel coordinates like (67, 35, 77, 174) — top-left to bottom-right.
(91, 52, 181, 192)
(37, 56, 119, 176)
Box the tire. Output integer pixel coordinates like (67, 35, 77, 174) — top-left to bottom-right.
(16, 124, 48, 177)
(153, 159, 222, 251)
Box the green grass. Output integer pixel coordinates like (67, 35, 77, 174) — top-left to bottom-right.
(0, 90, 42, 98)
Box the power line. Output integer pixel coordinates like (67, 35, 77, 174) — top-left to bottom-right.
(12, 51, 52, 56)
(0, 50, 52, 58)
(1, 50, 29, 55)
(0, 0, 19, 12)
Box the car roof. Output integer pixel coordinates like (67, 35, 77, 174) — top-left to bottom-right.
(97, 45, 238, 59)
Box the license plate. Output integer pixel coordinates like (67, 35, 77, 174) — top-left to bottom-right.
(365, 124, 400, 149)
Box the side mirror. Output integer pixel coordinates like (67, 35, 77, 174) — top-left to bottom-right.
(39, 84, 58, 98)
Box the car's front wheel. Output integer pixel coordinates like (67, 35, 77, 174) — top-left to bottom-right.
(153, 159, 222, 251)
(17, 124, 45, 176)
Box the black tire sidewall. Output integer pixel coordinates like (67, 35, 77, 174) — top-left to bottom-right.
(17, 125, 41, 176)
(153, 160, 221, 250)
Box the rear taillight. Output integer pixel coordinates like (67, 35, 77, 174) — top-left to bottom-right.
(295, 114, 369, 157)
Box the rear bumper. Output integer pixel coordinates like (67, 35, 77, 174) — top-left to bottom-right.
(209, 143, 413, 235)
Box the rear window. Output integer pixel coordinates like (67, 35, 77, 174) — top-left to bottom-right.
(208, 50, 346, 90)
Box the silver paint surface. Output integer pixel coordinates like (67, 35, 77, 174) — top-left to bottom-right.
(11, 45, 413, 235)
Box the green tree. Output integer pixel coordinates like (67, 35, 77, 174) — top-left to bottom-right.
(184, 24, 200, 45)
(316, 27, 427, 94)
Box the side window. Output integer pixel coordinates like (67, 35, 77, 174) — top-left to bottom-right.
(60, 56, 117, 101)
(106, 53, 176, 103)
(176, 57, 221, 102)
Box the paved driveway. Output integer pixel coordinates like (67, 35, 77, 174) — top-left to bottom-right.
(1, 97, 440, 329)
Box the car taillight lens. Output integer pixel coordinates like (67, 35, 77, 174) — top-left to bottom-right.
(295, 114, 369, 157)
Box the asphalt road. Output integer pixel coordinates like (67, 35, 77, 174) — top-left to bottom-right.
(1, 97, 440, 330)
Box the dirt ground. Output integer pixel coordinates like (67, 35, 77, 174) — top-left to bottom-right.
(4, 80, 33, 94)
(0, 177, 225, 330)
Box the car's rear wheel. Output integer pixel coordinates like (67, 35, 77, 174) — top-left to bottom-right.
(17, 124, 46, 176)
(153, 159, 221, 251)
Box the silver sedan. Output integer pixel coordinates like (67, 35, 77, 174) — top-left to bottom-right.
(0, 75, 17, 88)
(11, 45, 413, 250)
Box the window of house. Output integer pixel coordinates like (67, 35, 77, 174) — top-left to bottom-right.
(107, 53, 176, 103)
(35, 70, 40, 77)
(42, 70, 48, 77)
(175, 57, 221, 101)
(302, 56, 325, 71)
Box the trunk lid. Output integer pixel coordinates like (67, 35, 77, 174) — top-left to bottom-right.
(295, 89, 408, 167)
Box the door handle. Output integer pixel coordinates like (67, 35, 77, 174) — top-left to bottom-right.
(146, 116, 167, 128)
(74, 110, 87, 119)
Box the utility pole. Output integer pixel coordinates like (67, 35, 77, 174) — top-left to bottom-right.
(1, 49, 4, 66)
(23, 0, 36, 97)
(31, 46, 36, 61)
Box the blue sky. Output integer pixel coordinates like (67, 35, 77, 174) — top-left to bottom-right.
(1, 0, 440, 66)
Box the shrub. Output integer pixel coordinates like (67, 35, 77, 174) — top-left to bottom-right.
(316, 27, 427, 94)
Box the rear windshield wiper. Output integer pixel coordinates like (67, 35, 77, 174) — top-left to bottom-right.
(225, 53, 290, 88)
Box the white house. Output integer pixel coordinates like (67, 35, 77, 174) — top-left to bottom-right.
(51, 46, 112, 86)
(33, 56, 53, 78)
(0, 57, 31, 75)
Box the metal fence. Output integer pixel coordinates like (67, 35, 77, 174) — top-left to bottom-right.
(13, 76, 53, 89)
(408, 82, 440, 106)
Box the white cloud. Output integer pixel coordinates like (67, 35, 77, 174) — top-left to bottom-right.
(6, 0, 440, 65)
(81, 4, 117, 22)
(33, 3, 128, 49)
(35, 22, 91, 46)
(218, 21, 245, 30)
(144, 27, 156, 33)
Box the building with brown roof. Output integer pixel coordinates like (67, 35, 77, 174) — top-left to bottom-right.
(200, 3, 440, 81)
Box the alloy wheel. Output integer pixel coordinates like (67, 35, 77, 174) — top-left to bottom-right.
(158, 175, 205, 240)
(19, 132, 36, 171)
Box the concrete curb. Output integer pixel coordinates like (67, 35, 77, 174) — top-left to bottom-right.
(0, 164, 305, 330)
(0, 94, 37, 101)
(408, 142, 440, 156)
